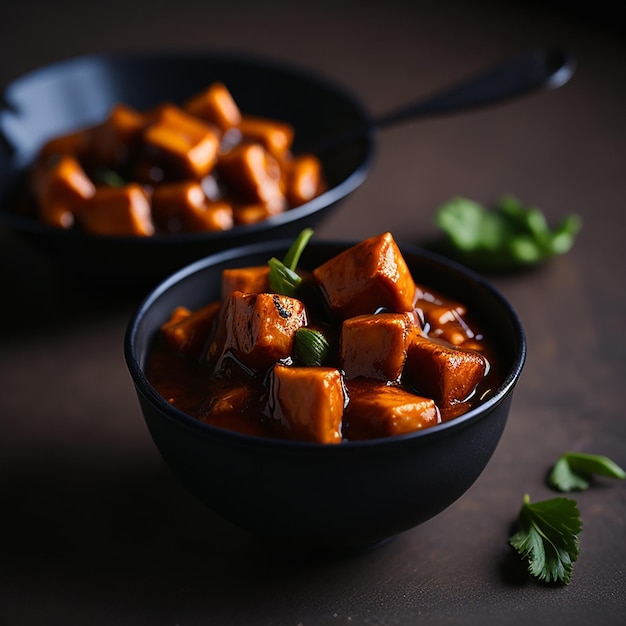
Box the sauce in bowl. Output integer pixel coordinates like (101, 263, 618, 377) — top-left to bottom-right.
(145, 232, 502, 443)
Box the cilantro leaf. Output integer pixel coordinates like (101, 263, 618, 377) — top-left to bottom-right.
(548, 452, 626, 492)
(434, 195, 582, 271)
(509, 494, 582, 585)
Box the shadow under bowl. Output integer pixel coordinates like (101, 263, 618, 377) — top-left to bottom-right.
(124, 239, 526, 552)
(0, 51, 373, 290)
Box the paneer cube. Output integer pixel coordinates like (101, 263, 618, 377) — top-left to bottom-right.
(143, 104, 220, 179)
(268, 364, 345, 443)
(312, 232, 420, 319)
(184, 82, 242, 132)
(339, 312, 421, 382)
(78, 183, 154, 236)
(403, 335, 487, 409)
(343, 379, 440, 439)
(151, 181, 233, 232)
(161, 301, 221, 359)
(210, 291, 307, 372)
(221, 265, 271, 300)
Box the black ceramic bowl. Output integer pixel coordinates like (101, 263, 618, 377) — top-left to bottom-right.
(0, 51, 372, 289)
(124, 238, 526, 551)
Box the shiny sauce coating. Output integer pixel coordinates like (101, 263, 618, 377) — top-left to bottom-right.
(145, 272, 502, 442)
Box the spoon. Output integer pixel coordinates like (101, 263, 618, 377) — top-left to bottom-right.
(307, 47, 576, 154)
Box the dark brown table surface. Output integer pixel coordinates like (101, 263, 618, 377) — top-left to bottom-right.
(1, 1, 625, 624)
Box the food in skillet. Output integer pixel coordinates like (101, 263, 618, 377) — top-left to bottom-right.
(146, 231, 499, 443)
(17, 82, 326, 236)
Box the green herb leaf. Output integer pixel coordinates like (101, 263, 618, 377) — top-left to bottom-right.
(92, 166, 126, 188)
(548, 452, 626, 492)
(509, 494, 582, 585)
(268, 229, 313, 296)
(283, 227, 313, 271)
(293, 328, 330, 366)
(435, 195, 582, 271)
(268, 257, 302, 297)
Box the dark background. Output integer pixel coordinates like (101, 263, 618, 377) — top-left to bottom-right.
(1, 1, 625, 625)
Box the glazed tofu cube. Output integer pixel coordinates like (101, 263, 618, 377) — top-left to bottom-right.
(38, 201, 75, 229)
(312, 232, 420, 319)
(217, 143, 286, 211)
(88, 104, 146, 167)
(268, 364, 345, 443)
(403, 335, 487, 409)
(161, 301, 221, 359)
(282, 154, 325, 207)
(238, 114, 294, 157)
(340, 312, 421, 382)
(184, 82, 242, 131)
(164, 305, 193, 325)
(34, 154, 95, 206)
(187, 200, 233, 232)
(78, 183, 154, 236)
(211, 291, 308, 372)
(195, 369, 270, 437)
(417, 297, 482, 347)
(221, 265, 271, 299)
(343, 379, 440, 439)
(37, 127, 92, 161)
(34, 154, 96, 229)
(143, 104, 220, 179)
(232, 202, 285, 225)
(151, 181, 233, 233)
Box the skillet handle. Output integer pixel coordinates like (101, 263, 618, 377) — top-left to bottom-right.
(374, 47, 576, 128)
(307, 47, 576, 155)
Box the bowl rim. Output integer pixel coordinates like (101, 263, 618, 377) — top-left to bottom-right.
(0, 49, 375, 244)
(124, 237, 527, 452)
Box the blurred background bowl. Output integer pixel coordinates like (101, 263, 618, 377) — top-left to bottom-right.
(0, 51, 374, 290)
(124, 238, 527, 551)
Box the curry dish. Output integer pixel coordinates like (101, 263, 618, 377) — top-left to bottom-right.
(146, 232, 500, 443)
(15, 82, 325, 236)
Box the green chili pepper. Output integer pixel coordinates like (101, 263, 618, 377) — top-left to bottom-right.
(293, 328, 330, 367)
